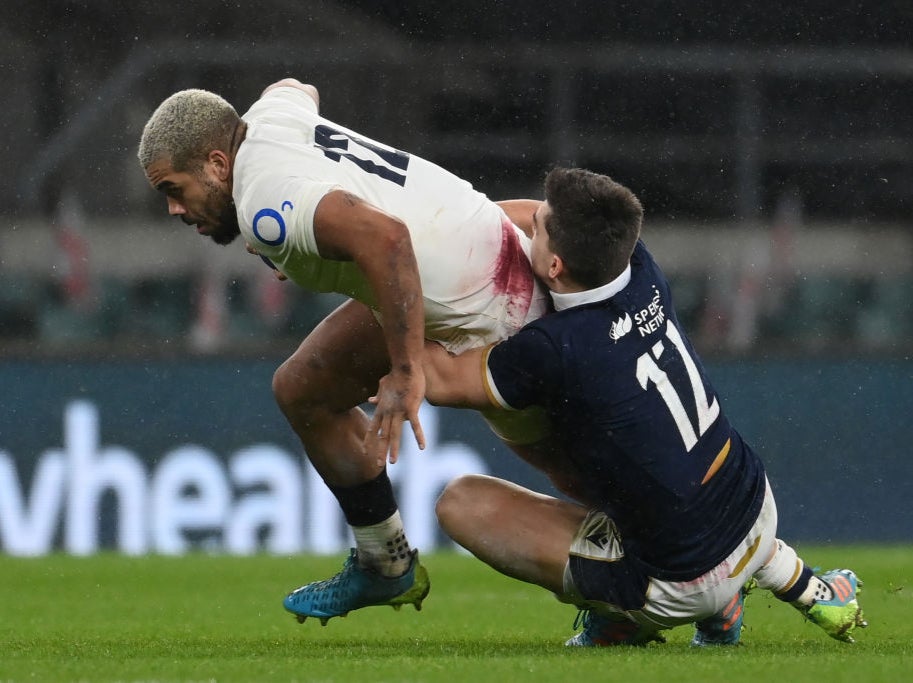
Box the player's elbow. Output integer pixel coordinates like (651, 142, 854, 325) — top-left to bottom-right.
(262, 79, 319, 106)
(353, 212, 411, 254)
(365, 217, 415, 267)
(380, 216, 412, 249)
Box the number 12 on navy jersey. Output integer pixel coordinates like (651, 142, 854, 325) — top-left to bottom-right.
(635, 320, 720, 452)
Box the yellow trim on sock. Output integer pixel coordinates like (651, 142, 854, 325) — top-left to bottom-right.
(775, 560, 805, 596)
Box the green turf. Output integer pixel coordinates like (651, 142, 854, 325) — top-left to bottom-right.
(1, 545, 910, 682)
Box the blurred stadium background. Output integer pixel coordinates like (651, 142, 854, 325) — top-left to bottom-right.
(0, 1, 911, 554)
(2, 0, 912, 357)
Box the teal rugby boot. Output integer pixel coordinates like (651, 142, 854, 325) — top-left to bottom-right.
(283, 548, 430, 625)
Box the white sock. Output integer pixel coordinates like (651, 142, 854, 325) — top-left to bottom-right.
(753, 539, 802, 593)
(794, 576, 834, 607)
(752, 539, 833, 606)
(352, 511, 412, 577)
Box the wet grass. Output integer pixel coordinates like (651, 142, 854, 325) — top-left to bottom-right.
(1, 545, 909, 682)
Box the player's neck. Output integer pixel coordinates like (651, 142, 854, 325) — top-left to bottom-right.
(549, 275, 586, 295)
(226, 122, 247, 187)
(228, 122, 247, 160)
(549, 264, 632, 311)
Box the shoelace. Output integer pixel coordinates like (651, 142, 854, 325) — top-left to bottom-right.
(572, 609, 591, 631)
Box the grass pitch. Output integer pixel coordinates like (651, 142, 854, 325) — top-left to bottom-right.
(1, 545, 910, 682)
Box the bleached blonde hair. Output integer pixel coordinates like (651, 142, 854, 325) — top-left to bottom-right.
(138, 89, 240, 171)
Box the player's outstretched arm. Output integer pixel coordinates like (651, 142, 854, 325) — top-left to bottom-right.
(313, 189, 427, 465)
(496, 199, 542, 238)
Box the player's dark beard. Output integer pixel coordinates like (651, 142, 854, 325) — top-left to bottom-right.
(210, 200, 241, 246)
(202, 177, 241, 246)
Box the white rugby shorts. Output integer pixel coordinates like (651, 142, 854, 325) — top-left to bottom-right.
(566, 478, 778, 629)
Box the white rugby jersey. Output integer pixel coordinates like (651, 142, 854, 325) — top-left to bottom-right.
(233, 85, 547, 352)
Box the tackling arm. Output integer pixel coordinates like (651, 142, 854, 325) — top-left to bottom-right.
(422, 341, 495, 410)
(496, 199, 542, 239)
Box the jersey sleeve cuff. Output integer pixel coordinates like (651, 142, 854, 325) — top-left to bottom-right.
(482, 345, 515, 410)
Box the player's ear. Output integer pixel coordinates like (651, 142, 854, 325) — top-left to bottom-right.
(208, 149, 232, 181)
(548, 253, 564, 280)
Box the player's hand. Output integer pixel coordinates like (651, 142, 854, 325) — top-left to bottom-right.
(245, 243, 287, 280)
(365, 369, 426, 466)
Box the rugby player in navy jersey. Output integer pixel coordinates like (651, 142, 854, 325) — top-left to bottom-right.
(419, 167, 866, 646)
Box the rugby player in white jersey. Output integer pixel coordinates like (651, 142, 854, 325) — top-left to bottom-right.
(420, 168, 867, 647)
(139, 79, 549, 623)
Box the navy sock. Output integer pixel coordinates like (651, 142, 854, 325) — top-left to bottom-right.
(777, 564, 815, 603)
(328, 470, 398, 527)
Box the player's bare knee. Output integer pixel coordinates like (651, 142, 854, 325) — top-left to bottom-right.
(436, 474, 491, 527)
(436, 475, 473, 523)
(272, 360, 317, 415)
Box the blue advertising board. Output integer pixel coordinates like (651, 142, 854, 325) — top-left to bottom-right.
(1, 358, 910, 555)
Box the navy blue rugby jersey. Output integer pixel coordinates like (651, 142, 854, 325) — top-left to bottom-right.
(486, 240, 767, 580)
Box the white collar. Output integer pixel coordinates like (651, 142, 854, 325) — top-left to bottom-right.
(549, 263, 632, 311)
